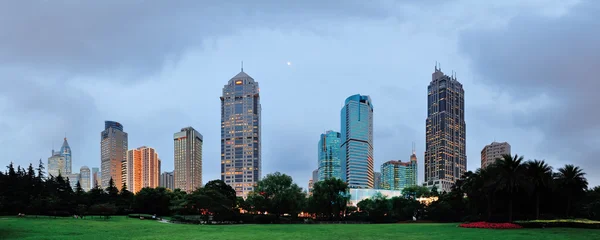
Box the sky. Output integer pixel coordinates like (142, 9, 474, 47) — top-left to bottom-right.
(1, 0, 598, 189)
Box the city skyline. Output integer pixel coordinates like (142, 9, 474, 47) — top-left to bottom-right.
(1, 1, 598, 190)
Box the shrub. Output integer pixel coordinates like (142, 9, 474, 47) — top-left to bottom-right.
(459, 222, 522, 229)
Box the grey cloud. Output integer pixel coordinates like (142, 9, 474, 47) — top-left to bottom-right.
(0, 0, 401, 79)
(458, 0, 600, 183)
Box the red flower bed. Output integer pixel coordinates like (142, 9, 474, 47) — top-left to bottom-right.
(459, 222, 523, 229)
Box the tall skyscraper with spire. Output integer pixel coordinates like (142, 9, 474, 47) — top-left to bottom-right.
(220, 66, 261, 197)
(101, 121, 128, 190)
(60, 137, 72, 174)
(340, 94, 374, 189)
(424, 64, 466, 192)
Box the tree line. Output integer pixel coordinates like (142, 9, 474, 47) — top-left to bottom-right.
(1, 155, 599, 223)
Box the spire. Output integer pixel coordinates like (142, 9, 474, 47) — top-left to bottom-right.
(412, 142, 416, 155)
(241, 61, 244, 72)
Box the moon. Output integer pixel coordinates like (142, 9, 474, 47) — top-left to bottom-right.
(286, 61, 292, 66)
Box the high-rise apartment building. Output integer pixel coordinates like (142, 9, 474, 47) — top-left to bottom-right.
(160, 171, 174, 190)
(92, 167, 100, 188)
(340, 94, 374, 189)
(80, 166, 91, 191)
(424, 65, 466, 192)
(318, 130, 342, 181)
(101, 121, 128, 190)
(174, 127, 203, 193)
(126, 146, 161, 193)
(220, 68, 261, 197)
(481, 142, 511, 168)
(47, 150, 66, 178)
(381, 159, 417, 191)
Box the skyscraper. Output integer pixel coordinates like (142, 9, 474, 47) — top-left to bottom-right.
(381, 159, 417, 191)
(481, 141, 511, 168)
(60, 138, 72, 174)
(101, 121, 128, 190)
(340, 94, 374, 189)
(424, 65, 466, 192)
(160, 171, 174, 190)
(373, 172, 382, 189)
(80, 166, 91, 191)
(174, 127, 203, 193)
(220, 67, 261, 197)
(92, 167, 100, 188)
(66, 173, 80, 190)
(318, 130, 342, 181)
(126, 146, 161, 193)
(47, 150, 66, 178)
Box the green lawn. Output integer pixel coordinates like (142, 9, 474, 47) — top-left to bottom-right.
(0, 217, 597, 240)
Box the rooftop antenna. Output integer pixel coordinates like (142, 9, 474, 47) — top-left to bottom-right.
(412, 141, 416, 154)
(435, 61, 438, 71)
(241, 61, 244, 72)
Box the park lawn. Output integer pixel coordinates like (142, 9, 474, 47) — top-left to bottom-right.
(0, 217, 597, 240)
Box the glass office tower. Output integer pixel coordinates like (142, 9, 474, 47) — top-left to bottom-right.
(424, 65, 466, 192)
(220, 68, 261, 197)
(340, 94, 374, 189)
(318, 130, 342, 181)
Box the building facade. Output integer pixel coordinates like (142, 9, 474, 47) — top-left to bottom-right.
(174, 127, 203, 193)
(424, 66, 466, 193)
(481, 141, 511, 168)
(160, 171, 175, 190)
(101, 121, 128, 190)
(340, 94, 374, 189)
(220, 69, 261, 197)
(66, 173, 80, 190)
(381, 160, 417, 191)
(47, 150, 66, 178)
(318, 130, 342, 181)
(60, 138, 72, 174)
(92, 167, 100, 188)
(126, 146, 160, 193)
(374, 172, 382, 189)
(80, 166, 91, 191)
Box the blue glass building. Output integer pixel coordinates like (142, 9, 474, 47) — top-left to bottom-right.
(318, 130, 342, 181)
(340, 94, 374, 189)
(381, 160, 417, 191)
(60, 138, 72, 174)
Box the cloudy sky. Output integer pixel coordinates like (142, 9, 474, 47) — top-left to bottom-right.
(1, 0, 598, 189)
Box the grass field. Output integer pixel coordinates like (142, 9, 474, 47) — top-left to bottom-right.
(0, 217, 597, 240)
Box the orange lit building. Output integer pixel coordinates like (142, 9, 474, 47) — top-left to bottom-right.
(126, 146, 160, 193)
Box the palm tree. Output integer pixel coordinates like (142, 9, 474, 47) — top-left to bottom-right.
(556, 164, 588, 217)
(525, 160, 553, 219)
(496, 154, 527, 222)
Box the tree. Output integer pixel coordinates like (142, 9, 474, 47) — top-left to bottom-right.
(495, 154, 527, 222)
(253, 172, 306, 218)
(203, 180, 237, 209)
(118, 183, 134, 214)
(36, 159, 45, 180)
(402, 185, 430, 198)
(556, 164, 588, 217)
(525, 160, 553, 219)
(105, 178, 119, 203)
(308, 178, 349, 220)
